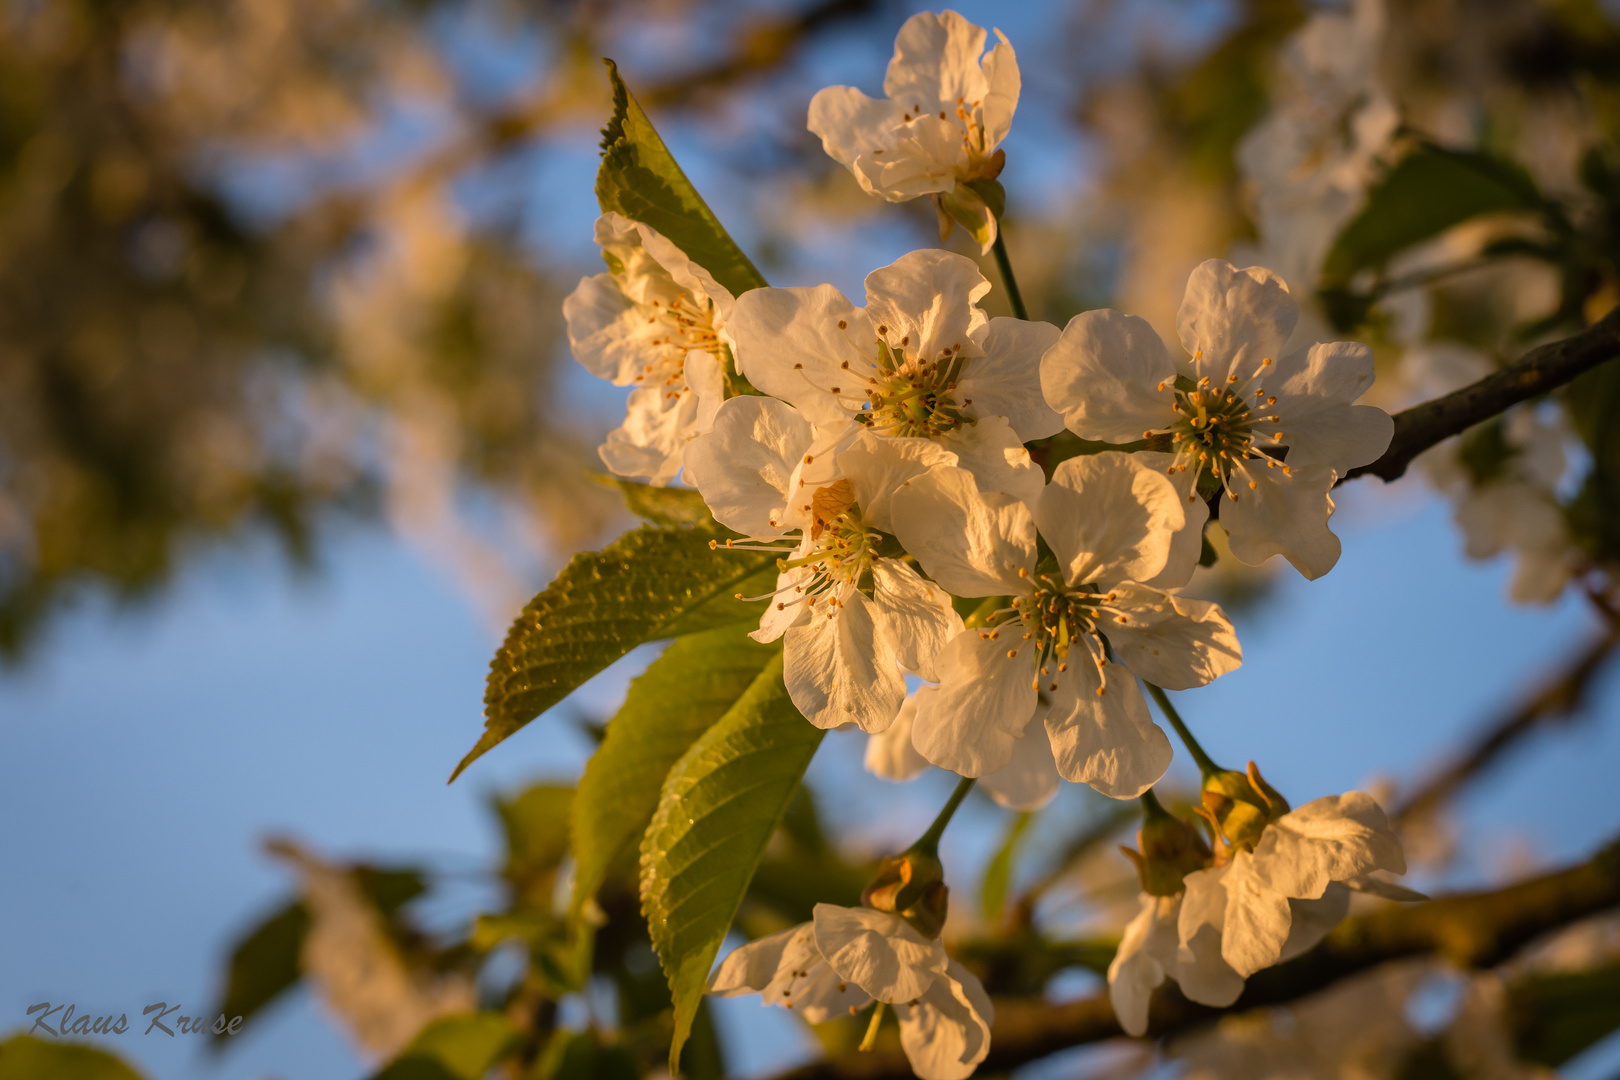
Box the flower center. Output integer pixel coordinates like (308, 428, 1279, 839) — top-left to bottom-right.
(720, 481, 880, 618)
(898, 95, 996, 176)
(635, 293, 720, 401)
(981, 570, 1130, 695)
(1150, 357, 1288, 501)
(853, 335, 972, 438)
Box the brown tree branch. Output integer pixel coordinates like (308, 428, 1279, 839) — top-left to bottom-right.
(769, 835, 1620, 1080)
(1391, 629, 1620, 827)
(1344, 307, 1620, 484)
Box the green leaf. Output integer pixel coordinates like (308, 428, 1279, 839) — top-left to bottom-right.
(981, 811, 1035, 924)
(1322, 144, 1544, 286)
(532, 1031, 642, 1080)
(0, 1036, 148, 1080)
(354, 865, 429, 916)
(497, 783, 575, 906)
(370, 1013, 524, 1080)
(208, 900, 312, 1046)
(457, 520, 777, 780)
(571, 625, 778, 920)
(597, 60, 767, 299)
(614, 481, 715, 527)
(639, 653, 823, 1074)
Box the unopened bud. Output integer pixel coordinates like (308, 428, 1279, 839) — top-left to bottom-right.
(862, 852, 949, 938)
(1197, 761, 1290, 860)
(1121, 797, 1212, 896)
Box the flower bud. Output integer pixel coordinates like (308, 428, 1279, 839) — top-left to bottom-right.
(1120, 797, 1211, 896)
(862, 852, 949, 938)
(1197, 761, 1290, 860)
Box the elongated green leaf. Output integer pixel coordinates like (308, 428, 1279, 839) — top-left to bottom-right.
(614, 481, 715, 527)
(981, 811, 1034, 924)
(1322, 144, 1544, 286)
(458, 520, 776, 780)
(0, 1036, 148, 1080)
(597, 60, 767, 298)
(208, 900, 311, 1047)
(571, 625, 777, 919)
(640, 654, 823, 1073)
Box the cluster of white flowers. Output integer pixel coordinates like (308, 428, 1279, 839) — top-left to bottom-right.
(561, 10, 1423, 1074)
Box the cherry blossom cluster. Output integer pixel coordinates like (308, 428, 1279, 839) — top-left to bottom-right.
(563, 9, 1419, 1075)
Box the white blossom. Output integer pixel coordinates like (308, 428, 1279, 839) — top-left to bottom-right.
(808, 9, 1018, 252)
(562, 212, 731, 484)
(708, 903, 993, 1080)
(1041, 259, 1393, 580)
(1108, 892, 1245, 1036)
(889, 453, 1241, 798)
(865, 694, 1061, 811)
(686, 395, 960, 734)
(1179, 792, 1410, 979)
(728, 249, 1057, 512)
(1405, 344, 1579, 604)
(1236, 0, 1397, 290)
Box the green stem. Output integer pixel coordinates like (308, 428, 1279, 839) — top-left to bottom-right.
(990, 229, 1028, 321)
(1144, 682, 1222, 779)
(910, 776, 976, 855)
(1139, 787, 1168, 818)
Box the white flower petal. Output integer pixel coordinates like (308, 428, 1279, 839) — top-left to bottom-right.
(935, 415, 1046, 506)
(1107, 894, 1175, 1037)
(863, 249, 991, 365)
(783, 587, 907, 733)
(958, 317, 1064, 440)
(1035, 452, 1184, 587)
(1044, 662, 1171, 799)
(1276, 883, 1351, 963)
(911, 630, 1038, 776)
(1270, 341, 1392, 470)
(687, 396, 815, 537)
(813, 903, 947, 1004)
(1174, 867, 1248, 1007)
(1220, 461, 1342, 579)
(598, 384, 697, 485)
(1177, 260, 1299, 383)
(1102, 582, 1242, 691)
(1041, 309, 1178, 444)
(807, 86, 905, 196)
(708, 924, 802, 996)
(839, 430, 960, 534)
(873, 559, 963, 682)
(563, 272, 645, 384)
(978, 31, 1020, 151)
(893, 959, 994, 1080)
(978, 721, 1061, 811)
(1251, 792, 1407, 900)
(884, 11, 991, 115)
(751, 566, 813, 644)
(730, 283, 874, 429)
(1135, 452, 1209, 590)
(865, 695, 932, 782)
(890, 464, 1035, 597)
(1211, 851, 1294, 978)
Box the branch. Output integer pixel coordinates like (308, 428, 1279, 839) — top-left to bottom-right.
(769, 835, 1620, 1080)
(1345, 306, 1620, 484)
(1392, 628, 1620, 826)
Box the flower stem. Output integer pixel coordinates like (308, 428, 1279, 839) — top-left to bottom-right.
(909, 775, 976, 855)
(1139, 786, 1167, 817)
(858, 1001, 887, 1052)
(1144, 682, 1222, 779)
(990, 229, 1028, 321)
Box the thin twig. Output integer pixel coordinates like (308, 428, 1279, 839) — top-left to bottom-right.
(1345, 307, 1620, 484)
(765, 835, 1620, 1080)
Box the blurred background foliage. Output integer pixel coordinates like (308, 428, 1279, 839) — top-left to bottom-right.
(6, 0, 1620, 1079)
